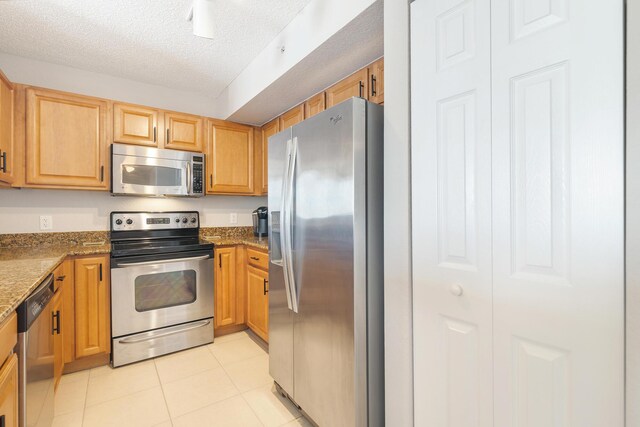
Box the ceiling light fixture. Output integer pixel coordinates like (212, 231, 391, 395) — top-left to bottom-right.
(187, 0, 216, 39)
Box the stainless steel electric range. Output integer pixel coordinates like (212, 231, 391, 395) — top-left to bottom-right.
(110, 211, 214, 367)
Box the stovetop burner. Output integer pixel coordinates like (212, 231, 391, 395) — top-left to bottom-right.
(110, 211, 213, 258)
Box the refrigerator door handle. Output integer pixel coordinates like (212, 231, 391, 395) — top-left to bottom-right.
(280, 138, 294, 311)
(285, 137, 299, 313)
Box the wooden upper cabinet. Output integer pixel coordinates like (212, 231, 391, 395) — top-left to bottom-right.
(305, 92, 325, 119)
(260, 118, 279, 195)
(326, 68, 369, 108)
(113, 103, 159, 147)
(207, 120, 254, 194)
(279, 104, 305, 130)
(0, 70, 14, 185)
(74, 255, 110, 358)
(25, 88, 109, 189)
(164, 112, 203, 152)
(369, 58, 384, 105)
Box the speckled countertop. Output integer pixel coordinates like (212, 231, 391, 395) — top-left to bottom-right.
(0, 243, 111, 324)
(0, 227, 266, 324)
(202, 236, 268, 250)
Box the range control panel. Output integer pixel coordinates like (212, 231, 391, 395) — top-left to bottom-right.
(111, 212, 199, 231)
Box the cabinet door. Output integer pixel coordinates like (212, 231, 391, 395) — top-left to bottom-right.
(0, 354, 18, 427)
(74, 256, 110, 358)
(304, 92, 325, 119)
(52, 290, 63, 389)
(164, 112, 203, 152)
(246, 266, 269, 342)
(214, 247, 237, 328)
(260, 118, 279, 194)
(25, 88, 108, 189)
(369, 58, 384, 105)
(207, 120, 254, 194)
(0, 70, 14, 185)
(279, 104, 305, 131)
(56, 259, 76, 364)
(113, 103, 159, 147)
(326, 68, 369, 108)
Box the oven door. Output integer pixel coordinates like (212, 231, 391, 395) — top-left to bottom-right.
(110, 250, 214, 337)
(112, 153, 190, 197)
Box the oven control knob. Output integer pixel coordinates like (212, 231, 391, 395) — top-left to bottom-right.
(175, 218, 180, 223)
(190, 217, 197, 224)
(182, 217, 188, 224)
(115, 219, 123, 225)
(126, 219, 133, 225)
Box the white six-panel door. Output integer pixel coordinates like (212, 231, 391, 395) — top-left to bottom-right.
(491, 1, 624, 425)
(411, 0, 624, 425)
(411, 0, 493, 426)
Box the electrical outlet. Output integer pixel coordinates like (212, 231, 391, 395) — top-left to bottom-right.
(40, 215, 53, 231)
(229, 213, 238, 224)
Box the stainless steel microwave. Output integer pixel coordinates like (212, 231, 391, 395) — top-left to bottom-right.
(111, 143, 204, 197)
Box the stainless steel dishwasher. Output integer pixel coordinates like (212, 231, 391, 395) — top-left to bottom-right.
(17, 274, 55, 427)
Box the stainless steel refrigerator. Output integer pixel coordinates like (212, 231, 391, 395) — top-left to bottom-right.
(268, 97, 384, 427)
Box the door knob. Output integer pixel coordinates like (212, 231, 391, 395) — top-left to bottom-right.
(450, 284, 464, 297)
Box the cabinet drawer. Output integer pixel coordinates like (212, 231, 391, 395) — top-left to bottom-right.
(247, 248, 268, 270)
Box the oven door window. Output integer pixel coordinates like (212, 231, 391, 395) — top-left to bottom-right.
(134, 270, 196, 312)
(122, 164, 183, 187)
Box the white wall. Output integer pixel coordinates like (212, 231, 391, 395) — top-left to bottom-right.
(0, 52, 218, 117)
(628, 2, 640, 425)
(0, 189, 266, 234)
(383, 0, 413, 425)
(214, 0, 378, 121)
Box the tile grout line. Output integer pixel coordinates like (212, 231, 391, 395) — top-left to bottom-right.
(153, 358, 174, 426)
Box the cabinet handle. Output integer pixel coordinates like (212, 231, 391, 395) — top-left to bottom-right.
(0, 151, 6, 173)
(371, 75, 377, 97)
(263, 279, 269, 295)
(210, 174, 213, 188)
(52, 310, 60, 335)
(153, 126, 157, 142)
(219, 254, 222, 269)
(0, 414, 5, 427)
(250, 256, 260, 261)
(100, 166, 104, 182)
(167, 128, 170, 144)
(99, 263, 103, 281)
(358, 81, 364, 98)
(55, 275, 66, 282)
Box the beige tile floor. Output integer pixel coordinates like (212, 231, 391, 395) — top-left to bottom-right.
(53, 331, 313, 427)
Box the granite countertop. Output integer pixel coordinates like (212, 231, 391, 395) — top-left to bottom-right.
(0, 243, 111, 324)
(0, 230, 266, 325)
(203, 236, 268, 251)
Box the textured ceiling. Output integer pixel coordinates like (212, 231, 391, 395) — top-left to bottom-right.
(0, 0, 313, 97)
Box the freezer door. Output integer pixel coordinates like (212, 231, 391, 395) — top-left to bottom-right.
(291, 99, 362, 426)
(268, 128, 295, 395)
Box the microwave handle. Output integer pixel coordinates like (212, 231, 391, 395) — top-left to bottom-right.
(187, 162, 192, 195)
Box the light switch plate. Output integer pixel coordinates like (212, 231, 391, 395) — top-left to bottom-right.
(40, 215, 53, 231)
(229, 213, 238, 224)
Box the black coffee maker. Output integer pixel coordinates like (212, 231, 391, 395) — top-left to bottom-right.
(252, 206, 268, 238)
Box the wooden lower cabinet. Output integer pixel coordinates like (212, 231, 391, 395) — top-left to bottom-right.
(246, 265, 269, 342)
(0, 354, 18, 427)
(74, 255, 110, 358)
(52, 289, 63, 389)
(214, 246, 247, 334)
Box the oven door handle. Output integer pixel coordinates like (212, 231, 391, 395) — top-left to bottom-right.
(118, 319, 212, 344)
(116, 254, 211, 267)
